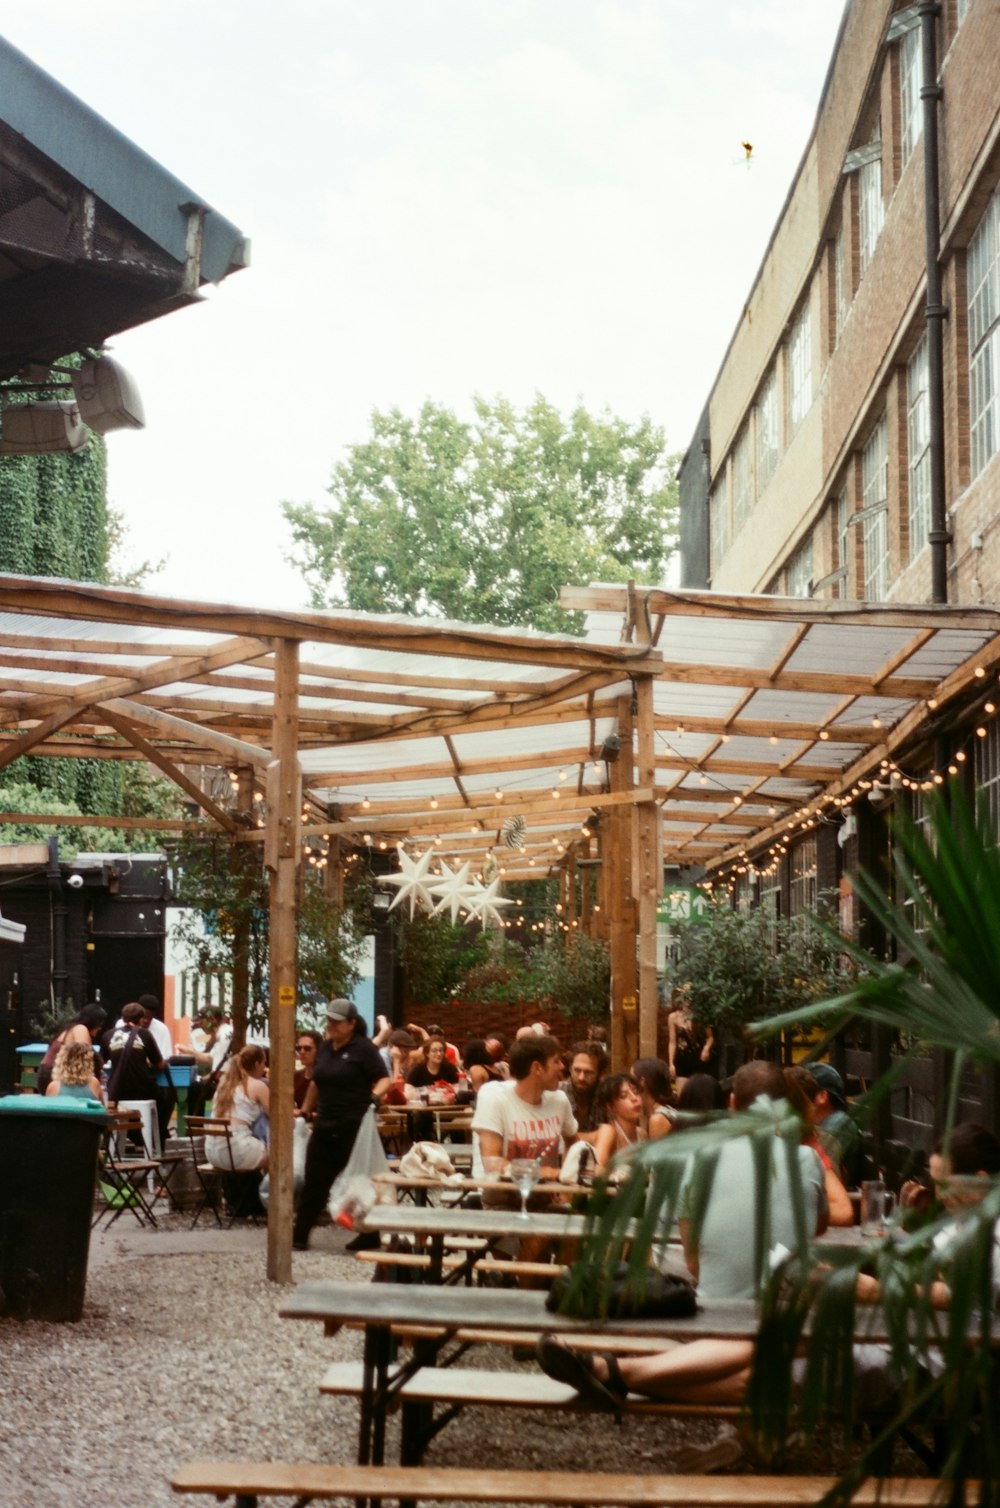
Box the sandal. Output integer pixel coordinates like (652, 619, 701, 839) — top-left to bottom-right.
(535, 1336, 627, 1413)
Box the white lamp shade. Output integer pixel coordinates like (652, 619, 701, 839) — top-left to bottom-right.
(72, 356, 145, 433)
(0, 400, 88, 455)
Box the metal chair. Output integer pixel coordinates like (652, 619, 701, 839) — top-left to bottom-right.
(185, 1115, 263, 1228)
(94, 1109, 162, 1229)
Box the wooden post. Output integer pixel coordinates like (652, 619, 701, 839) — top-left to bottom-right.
(266, 640, 300, 1285)
(229, 766, 255, 1051)
(608, 695, 638, 1072)
(633, 672, 660, 1060)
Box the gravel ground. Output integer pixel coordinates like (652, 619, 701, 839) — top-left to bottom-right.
(0, 1208, 918, 1508)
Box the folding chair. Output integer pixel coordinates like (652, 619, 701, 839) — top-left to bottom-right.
(186, 1115, 263, 1229)
(94, 1110, 162, 1229)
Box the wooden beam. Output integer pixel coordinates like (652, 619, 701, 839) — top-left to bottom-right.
(19, 635, 271, 721)
(0, 574, 663, 673)
(100, 698, 272, 767)
(0, 809, 204, 831)
(0, 703, 85, 771)
(653, 713, 880, 744)
(100, 707, 238, 834)
(267, 640, 299, 1286)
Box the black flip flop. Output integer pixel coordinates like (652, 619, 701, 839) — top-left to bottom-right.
(535, 1336, 626, 1413)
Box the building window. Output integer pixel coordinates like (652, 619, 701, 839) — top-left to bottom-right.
(732, 425, 753, 535)
(907, 333, 931, 558)
(899, 26, 923, 166)
(789, 835, 818, 916)
(859, 134, 884, 275)
(975, 719, 1000, 842)
(709, 483, 730, 578)
(759, 870, 781, 942)
(756, 368, 780, 492)
(861, 417, 889, 599)
(788, 300, 813, 433)
(968, 184, 1000, 479)
(835, 491, 850, 597)
(787, 534, 813, 597)
(834, 225, 848, 342)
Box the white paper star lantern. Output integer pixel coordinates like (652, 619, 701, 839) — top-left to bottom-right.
(464, 876, 514, 929)
(378, 845, 437, 918)
(428, 860, 478, 923)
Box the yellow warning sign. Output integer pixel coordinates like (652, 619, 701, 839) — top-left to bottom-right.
(278, 985, 295, 1006)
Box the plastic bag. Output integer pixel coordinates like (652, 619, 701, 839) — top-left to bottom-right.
(328, 1106, 390, 1227)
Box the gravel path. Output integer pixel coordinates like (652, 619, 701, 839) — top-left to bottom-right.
(0, 1210, 914, 1507)
(0, 1211, 726, 1508)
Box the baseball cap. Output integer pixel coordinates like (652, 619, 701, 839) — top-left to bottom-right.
(809, 1062, 847, 1105)
(325, 998, 358, 1022)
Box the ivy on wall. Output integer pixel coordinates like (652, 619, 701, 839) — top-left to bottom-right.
(0, 359, 176, 844)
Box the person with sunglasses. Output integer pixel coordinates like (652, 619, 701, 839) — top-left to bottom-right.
(294, 1029, 322, 1113)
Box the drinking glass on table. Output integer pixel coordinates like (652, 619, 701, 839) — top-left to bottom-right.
(508, 1157, 541, 1217)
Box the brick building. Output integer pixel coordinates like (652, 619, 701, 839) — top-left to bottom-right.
(677, 0, 1000, 1134)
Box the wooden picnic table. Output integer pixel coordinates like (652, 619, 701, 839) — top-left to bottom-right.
(280, 1279, 763, 1468)
(364, 1202, 610, 1282)
(372, 1169, 592, 1210)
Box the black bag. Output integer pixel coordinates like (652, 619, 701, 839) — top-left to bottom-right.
(545, 1261, 698, 1320)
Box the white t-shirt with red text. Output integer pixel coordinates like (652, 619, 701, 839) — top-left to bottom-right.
(471, 1080, 577, 1173)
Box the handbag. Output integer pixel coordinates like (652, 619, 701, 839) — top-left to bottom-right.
(545, 1260, 698, 1320)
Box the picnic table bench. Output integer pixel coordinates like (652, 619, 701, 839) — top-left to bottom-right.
(171, 1461, 961, 1507)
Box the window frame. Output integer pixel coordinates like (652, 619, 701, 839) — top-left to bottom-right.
(906, 332, 931, 559)
(861, 416, 889, 600)
(756, 368, 780, 492)
(968, 185, 1000, 479)
(859, 136, 884, 276)
(899, 26, 923, 167)
(787, 299, 813, 434)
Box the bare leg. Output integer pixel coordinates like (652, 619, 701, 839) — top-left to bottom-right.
(591, 1339, 755, 1403)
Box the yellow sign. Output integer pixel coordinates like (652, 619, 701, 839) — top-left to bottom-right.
(278, 985, 295, 1007)
(621, 994, 637, 1013)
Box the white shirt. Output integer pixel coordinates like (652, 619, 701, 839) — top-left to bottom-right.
(471, 1080, 577, 1174)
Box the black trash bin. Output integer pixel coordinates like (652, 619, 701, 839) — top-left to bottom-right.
(0, 1094, 108, 1321)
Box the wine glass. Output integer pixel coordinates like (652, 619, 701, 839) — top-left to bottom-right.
(508, 1157, 541, 1218)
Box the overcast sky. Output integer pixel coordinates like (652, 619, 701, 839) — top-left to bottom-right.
(5, 1, 845, 609)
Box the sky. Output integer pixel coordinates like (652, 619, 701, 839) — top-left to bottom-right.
(4, 1, 846, 610)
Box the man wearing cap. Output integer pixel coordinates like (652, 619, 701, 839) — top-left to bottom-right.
(809, 1062, 861, 1186)
(293, 999, 391, 1252)
(185, 1006, 233, 1117)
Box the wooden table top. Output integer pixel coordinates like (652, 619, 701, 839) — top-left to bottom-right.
(364, 1203, 606, 1243)
(280, 1278, 763, 1340)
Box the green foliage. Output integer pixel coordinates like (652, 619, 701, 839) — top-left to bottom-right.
(522, 932, 610, 1023)
(666, 897, 863, 1041)
(172, 835, 371, 1033)
(284, 395, 679, 634)
(105, 506, 165, 588)
(399, 911, 493, 1005)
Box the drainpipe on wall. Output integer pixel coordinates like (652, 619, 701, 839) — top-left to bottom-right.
(920, 1, 950, 603)
(46, 834, 69, 1009)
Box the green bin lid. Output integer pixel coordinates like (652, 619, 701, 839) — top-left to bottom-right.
(0, 1093, 107, 1120)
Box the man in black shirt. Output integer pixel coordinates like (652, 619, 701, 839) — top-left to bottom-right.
(292, 999, 390, 1252)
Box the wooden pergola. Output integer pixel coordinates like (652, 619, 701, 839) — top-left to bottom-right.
(2, 572, 998, 1278)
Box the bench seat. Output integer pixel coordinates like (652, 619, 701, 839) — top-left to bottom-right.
(320, 1362, 740, 1418)
(171, 1461, 961, 1506)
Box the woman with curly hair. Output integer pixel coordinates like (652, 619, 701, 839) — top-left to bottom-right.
(207, 1044, 270, 1173)
(45, 1040, 103, 1101)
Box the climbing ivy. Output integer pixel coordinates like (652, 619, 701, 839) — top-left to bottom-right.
(0, 356, 164, 844)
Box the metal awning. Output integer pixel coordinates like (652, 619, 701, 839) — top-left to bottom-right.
(0, 573, 998, 877)
(0, 38, 248, 379)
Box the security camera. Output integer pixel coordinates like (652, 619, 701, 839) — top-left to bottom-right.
(67, 873, 84, 889)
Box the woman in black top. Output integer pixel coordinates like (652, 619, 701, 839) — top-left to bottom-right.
(292, 1000, 390, 1251)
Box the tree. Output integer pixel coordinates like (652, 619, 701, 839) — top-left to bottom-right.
(283, 395, 679, 634)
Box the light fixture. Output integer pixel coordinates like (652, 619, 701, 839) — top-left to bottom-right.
(0, 399, 87, 455)
(71, 355, 145, 433)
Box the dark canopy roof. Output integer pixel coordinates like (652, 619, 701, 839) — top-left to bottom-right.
(0, 37, 248, 379)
